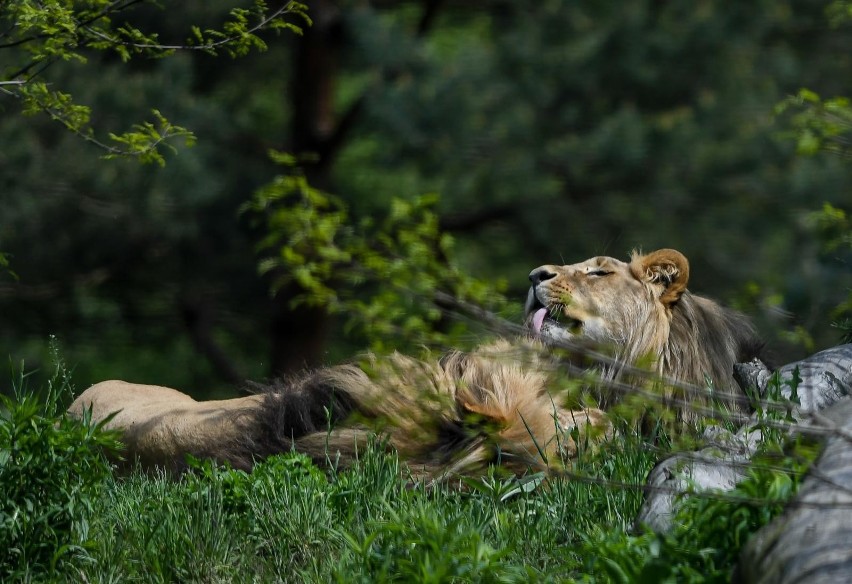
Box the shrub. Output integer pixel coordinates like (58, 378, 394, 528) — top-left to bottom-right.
(0, 351, 120, 580)
(578, 437, 816, 583)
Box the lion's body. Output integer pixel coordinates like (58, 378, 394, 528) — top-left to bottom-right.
(69, 341, 606, 478)
(69, 248, 761, 477)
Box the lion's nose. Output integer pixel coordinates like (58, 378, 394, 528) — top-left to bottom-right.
(529, 266, 557, 286)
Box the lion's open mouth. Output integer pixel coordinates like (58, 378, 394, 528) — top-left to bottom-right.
(525, 289, 583, 336)
(531, 308, 583, 336)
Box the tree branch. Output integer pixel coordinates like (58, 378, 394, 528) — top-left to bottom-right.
(0, 0, 148, 48)
(79, 2, 304, 54)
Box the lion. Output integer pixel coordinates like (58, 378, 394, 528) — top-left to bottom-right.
(68, 248, 760, 479)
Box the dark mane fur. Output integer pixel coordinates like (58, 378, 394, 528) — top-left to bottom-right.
(256, 369, 361, 448)
(210, 342, 606, 477)
(663, 292, 763, 411)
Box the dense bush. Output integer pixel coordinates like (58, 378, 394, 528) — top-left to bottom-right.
(0, 353, 120, 580)
(580, 457, 809, 584)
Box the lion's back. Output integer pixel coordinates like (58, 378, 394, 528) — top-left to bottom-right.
(69, 380, 197, 426)
(68, 381, 212, 469)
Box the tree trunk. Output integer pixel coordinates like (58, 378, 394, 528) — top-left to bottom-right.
(270, 0, 343, 375)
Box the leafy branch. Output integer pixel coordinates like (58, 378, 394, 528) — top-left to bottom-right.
(775, 89, 852, 157)
(1, 0, 309, 162)
(777, 91, 852, 344)
(84, 1, 311, 59)
(808, 204, 852, 342)
(243, 152, 508, 352)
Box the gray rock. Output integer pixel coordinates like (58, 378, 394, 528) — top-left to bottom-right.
(635, 344, 852, 535)
(734, 398, 852, 584)
(736, 344, 852, 416)
(634, 426, 758, 533)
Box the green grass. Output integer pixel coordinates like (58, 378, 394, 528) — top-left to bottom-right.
(69, 435, 655, 584)
(2, 360, 813, 583)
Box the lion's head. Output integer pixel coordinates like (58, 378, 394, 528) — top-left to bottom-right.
(525, 248, 761, 413)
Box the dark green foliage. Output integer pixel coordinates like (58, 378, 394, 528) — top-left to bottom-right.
(0, 352, 120, 580)
(776, 90, 852, 157)
(90, 471, 250, 582)
(0, 252, 16, 281)
(67, 427, 661, 582)
(244, 153, 508, 352)
(1, 0, 309, 163)
(774, 2, 852, 347)
(806, 204, 852, 343)
(5, 0, 852, 392)
(335, 503, 536, 584)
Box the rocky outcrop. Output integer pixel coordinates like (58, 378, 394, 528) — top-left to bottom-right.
(634, 344, 852, 536)
(734, 398, 852, 584)
(734, 344, 852, 416)
(633, 424, 760, 533)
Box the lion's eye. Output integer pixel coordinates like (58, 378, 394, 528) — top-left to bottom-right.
(587, 270, 612, 277)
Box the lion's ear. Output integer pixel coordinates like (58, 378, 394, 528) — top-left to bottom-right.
(630, 248, 690, 307)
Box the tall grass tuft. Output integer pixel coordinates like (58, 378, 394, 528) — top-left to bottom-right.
(0, 345, 120, 580)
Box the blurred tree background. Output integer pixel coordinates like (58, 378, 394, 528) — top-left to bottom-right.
(2, 0, 851, 398)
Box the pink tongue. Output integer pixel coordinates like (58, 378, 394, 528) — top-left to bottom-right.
(532, 308, 547, 334)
